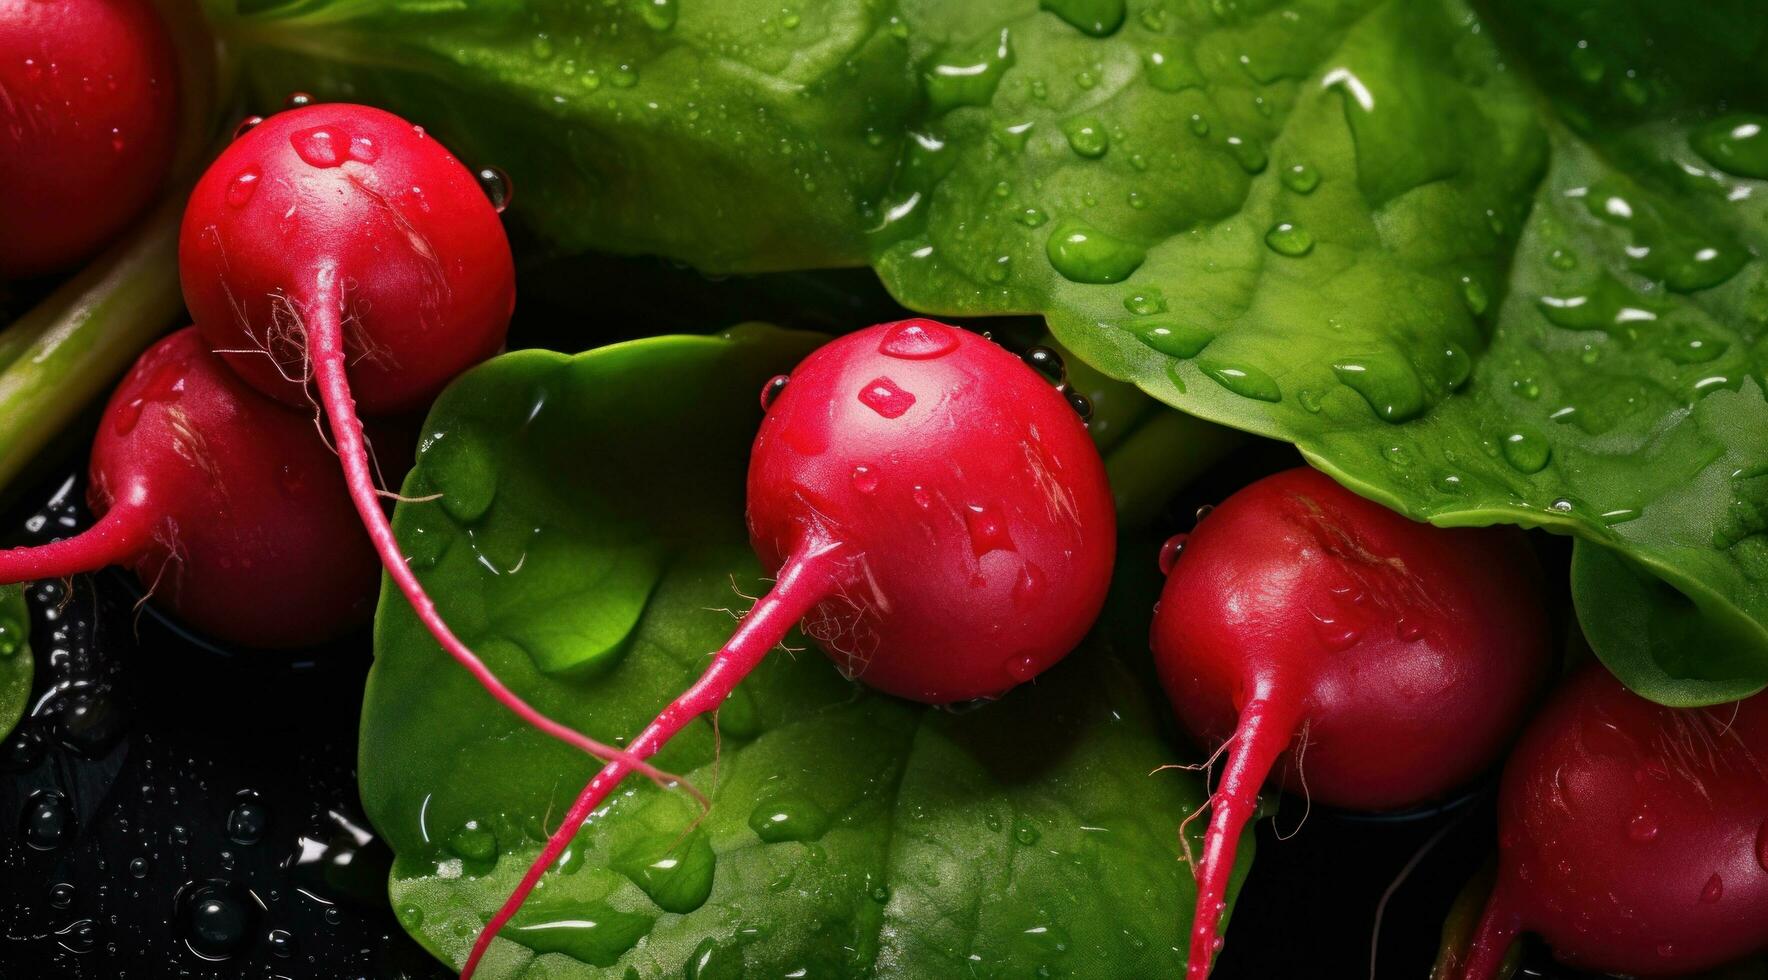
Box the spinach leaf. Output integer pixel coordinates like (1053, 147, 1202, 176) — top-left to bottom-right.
(210, 0, 1768, 703)
(363, 326, 1242, 977)
(0, 584, 30, 742)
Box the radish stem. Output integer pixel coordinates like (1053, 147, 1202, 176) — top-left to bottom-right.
(459, 538, 846, 979)
(1187, 690, 1302, 980)
(302, 268, 681, 789)
(0, 505, 154, 581)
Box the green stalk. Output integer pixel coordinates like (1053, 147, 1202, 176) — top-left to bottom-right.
(0, 198, 185, 488)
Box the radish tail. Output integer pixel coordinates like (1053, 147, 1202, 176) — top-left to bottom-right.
(458, 540, 845, 979)
(0, 503, 153, 582)
(1187, 692, 1302, 980)
(302, 267, 668, 784)
(1457, 884, 1521, 980)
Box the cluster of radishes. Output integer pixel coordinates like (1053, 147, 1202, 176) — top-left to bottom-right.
(7, 3, 1767, 978)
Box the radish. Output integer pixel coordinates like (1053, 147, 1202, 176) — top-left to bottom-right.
(0, 0, 180, 277)
(1459, 664, 1768, 978)
(0, 327, 377, 646)
(0, 325, 665, 778)
(454, 318, 1116, 978)
(1151, 467, 1550, 980)
(177, 101, 651, 750)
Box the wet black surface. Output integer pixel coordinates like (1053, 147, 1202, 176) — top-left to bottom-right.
(0, 473, 449, 980)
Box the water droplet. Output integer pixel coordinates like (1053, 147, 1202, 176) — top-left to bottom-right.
(1280, 162, 1319, 193)
(396, 903, 425, 930)
(476, 166, 512, 213)
(1013, 821, 1041, 845)
(1129, 321, 1214, 359)
(911, 485, 934, 510)
(49, 882, 75, 909)
(1046, 218, 1145, 284)
(283, 91, 314, 109)
(851, 465, 879, 494)
(990, 651, 1037, 686)
(1062, 117, 1108, 158)
(506, 901, 655, 967)
(446, 819, 498, 864)
(346, 134, 379, 163)
(1021, 346, 1067, 384)
(639, 0, 677, 31)
(1549, 498, 1575, 514)
(232, 115, 264, 140)
(1461, 277, 1489, 316)
(23, 790, 71, 849)
(760, 374, 789, 411)
(266, 928, 296, 959)
(53, 919, 96, 954)
(610, 64, 639, 88)
(1700, 873, 1723, 904)
(1158, 533, 1188, 575)
(1065, 388, 1093, 421)
(226, 794, 268, 845)
(1142, 42, 1202, 91)
(878, 319, 959, 359)
(1188, 113, 1210, 136)
(59, 692, 122, 755)
(1225, 136, 1267, 174)
(128, 857, 149, 878)
(1691, 114, 1768, 179)
(964, 503, 1016, 558)
(1549, 247, 1577, 270)
(858, 377, 916, 419)
(226, 167, 260, 208)
(1331, 356, 1425, 422)
(1198, 359, 1281, 402)
(1012, 563, 1047, 609)
(1123, 289, 1166, 315)
(1264, 221, 1314, 257)
(924, 29, 1014, 114)
(613, 829, 716, 914)
(1039, 0, 1125, 36)
(290, 127, 342, 168)
(175, 880, 257, 961)
(748, 794, 831, 843)
(1500, 428, 1551, 474)
(1629, 808, 1661, 843)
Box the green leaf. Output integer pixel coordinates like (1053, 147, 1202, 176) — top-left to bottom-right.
(0, 584, 31, 742)
(363, 325, 1242, 977)
(213, 0, 1768, 702)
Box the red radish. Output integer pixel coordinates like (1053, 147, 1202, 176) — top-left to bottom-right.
(0, 327, 665, 779)
(1151, 467, 1549, 980)
(177, 103, 668, 772)
(455, 319, 1116, 978)
(0, 328, 377, 647)
(0, 0, 180, 277)
(1460, 665, 1768, 979)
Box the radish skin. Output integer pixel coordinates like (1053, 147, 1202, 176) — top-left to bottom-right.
(0, 0, 179, 277)
(458, 320, 1116, 978)
(175, 103, 669, 778)
(0, 328, 377, 646)
(1461, 665, 1768, 979)
(1151, 467, 1549, 980)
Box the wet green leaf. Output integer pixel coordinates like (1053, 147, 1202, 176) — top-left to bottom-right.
(212, 0, 1768, 701)
(362, 326, 1241, 977)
